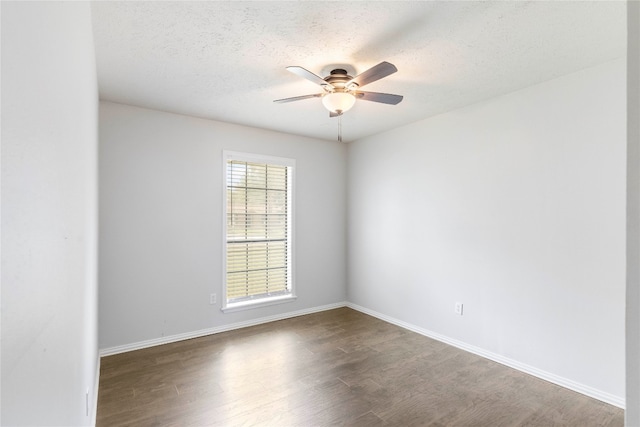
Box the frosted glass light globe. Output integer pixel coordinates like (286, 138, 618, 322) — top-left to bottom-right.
(322, 92, 356, 114)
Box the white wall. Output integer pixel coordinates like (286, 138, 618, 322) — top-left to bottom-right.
(1, 2, 99, 425)
(98, 102, 347, 349)
(348, 59, 626, 404)
(627, 1, 640, 424)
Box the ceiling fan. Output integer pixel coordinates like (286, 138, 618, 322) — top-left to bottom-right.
(274, 62, 403, 141)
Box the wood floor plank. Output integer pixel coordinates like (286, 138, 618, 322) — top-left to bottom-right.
(97, 308, 623, 426)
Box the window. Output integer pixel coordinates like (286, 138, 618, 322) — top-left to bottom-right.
(222, 151, 295, 311)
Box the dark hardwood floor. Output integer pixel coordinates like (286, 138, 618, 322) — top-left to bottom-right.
(97, 307, 623, 426)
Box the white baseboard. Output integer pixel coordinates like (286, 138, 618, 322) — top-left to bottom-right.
(99, 301, 347, 357)
(346, 302, 625, 409)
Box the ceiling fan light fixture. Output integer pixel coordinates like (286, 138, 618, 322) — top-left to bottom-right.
(322, 92, 356, 114)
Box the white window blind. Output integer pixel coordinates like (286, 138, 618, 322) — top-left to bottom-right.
(225, 155, 293, 307)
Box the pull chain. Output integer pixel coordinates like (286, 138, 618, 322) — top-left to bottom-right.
(338, 114, 343, 143)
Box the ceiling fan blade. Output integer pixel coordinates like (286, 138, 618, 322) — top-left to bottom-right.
(273, 93, 323, 103)
(346, 61, 398, 88)
(286, 66, 334, 89)
(356, 91, 403, 105)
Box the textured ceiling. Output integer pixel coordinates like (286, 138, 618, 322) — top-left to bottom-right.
(91, 1, 626, 143)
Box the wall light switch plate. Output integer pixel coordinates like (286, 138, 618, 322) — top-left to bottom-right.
(455, 302, 463, 315)
(210, 293, 216, 305)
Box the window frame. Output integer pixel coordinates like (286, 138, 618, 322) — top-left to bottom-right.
(221, 150, 296, 313)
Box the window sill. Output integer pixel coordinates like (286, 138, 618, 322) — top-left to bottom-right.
(221, 295, 297, 313)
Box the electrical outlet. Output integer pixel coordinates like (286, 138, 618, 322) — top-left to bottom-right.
(454, 302, 463, 315)
(210, 293, 216, 305)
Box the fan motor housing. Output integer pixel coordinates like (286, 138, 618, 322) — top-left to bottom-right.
(324, 69, 356, 91)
